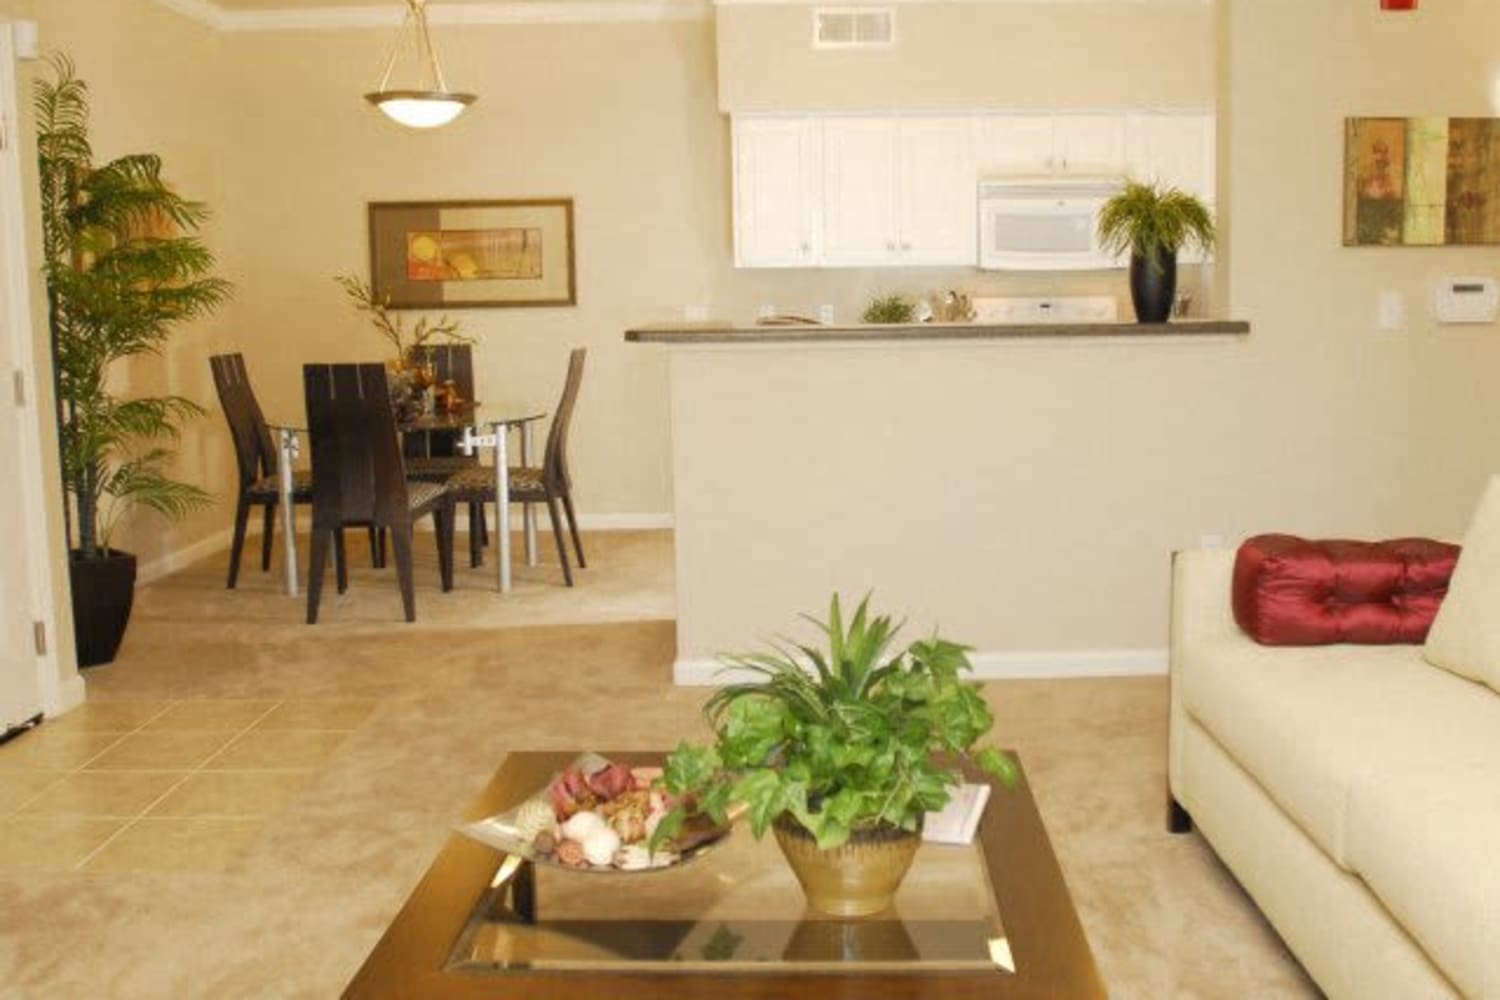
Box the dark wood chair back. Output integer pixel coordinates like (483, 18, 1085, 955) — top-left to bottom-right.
(425, 343, 474, 401)
(404, 343, 475, 459)
(303, 363, 411, 533)
(543, 348, 586, 490)
(210, 352, 277, 488)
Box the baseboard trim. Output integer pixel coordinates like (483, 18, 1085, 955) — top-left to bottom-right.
(139, 513, 673, 582)
(136, 527, 236, 585)
(42, 671, 87, 717)
(673, 648, 1167, 686)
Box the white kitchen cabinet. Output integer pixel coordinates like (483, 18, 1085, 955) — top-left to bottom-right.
(976, 113, 1128, 176)
(1129, 112, 1215, 201)
(821, 117, 899, 265)
(821, 115, 974, 266)
(733, 116, 821, 268)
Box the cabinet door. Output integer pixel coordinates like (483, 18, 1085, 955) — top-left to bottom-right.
(733, 117, 821, 267)
(1131, 113, 1215, 200)
(975, 114, 1055, 175)
(821, 116, 900, 265)
(1053, 114, 1128, 174)
(897, 117, 976, 265)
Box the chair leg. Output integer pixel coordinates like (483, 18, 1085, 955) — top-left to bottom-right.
(334, 529, 349, 594)
(479, 507, 489, 547)
(367, 525, 382, 568)
(436, 504, 455, 592)
(469, 501, 483, 568)
(545, 494, 573, 587)
(561, 491, 586, 568)
(261, 503, 276, 572)
(306, 528, 330, 624)
(376, 528, 388, 568)
(390, 528, 417, 622)
(228, 496, 252, 589)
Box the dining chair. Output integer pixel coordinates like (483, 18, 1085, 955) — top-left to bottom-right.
(403, 343, 476, 462)
(303, 363, 456, 623)
(446, 348, 587, 585)
(403, 343, 487, 551)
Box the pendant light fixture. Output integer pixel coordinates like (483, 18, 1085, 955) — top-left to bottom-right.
(365, 0, 476, 129)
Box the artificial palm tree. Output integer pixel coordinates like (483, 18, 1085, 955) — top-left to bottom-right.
(36, 54, 229, 559)
(35, 54, 230, 663)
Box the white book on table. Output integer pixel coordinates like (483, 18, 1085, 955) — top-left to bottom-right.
(922, 781, 991, 845)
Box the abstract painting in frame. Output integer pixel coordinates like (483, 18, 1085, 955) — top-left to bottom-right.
(1344, 117, 1500, 246)
(369, 199, 576, 308)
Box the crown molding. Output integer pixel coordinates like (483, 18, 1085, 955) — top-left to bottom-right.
(715, 0, 1206, 5)
(150, 0, 711, 31)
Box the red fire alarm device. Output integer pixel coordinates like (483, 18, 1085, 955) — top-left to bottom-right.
(1380, 0, 1417, 10)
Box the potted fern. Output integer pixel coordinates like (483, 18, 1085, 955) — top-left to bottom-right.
(36, 56, 230, 665)
(653, 594, 1017, 916)
(1096, 178, 1215, 323)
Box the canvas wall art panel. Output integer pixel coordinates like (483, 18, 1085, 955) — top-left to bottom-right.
(1344, 117, 1500, 246)
(369, 199, 576, 308)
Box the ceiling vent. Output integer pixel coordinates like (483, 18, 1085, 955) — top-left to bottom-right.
(813, 7, 895, 49)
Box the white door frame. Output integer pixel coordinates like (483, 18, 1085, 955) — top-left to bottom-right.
(0, 21, 79, 717)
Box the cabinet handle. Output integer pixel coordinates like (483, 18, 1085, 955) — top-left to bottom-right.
(901, 242, 911, 251)
(886, 241, 896, 251)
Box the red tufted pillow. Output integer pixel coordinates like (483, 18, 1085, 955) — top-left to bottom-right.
(1232, 535, 1461, 645)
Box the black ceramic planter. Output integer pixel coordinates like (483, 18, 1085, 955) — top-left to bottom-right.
(69, 549, 136, 667)
(1129, 248, 1178, 323)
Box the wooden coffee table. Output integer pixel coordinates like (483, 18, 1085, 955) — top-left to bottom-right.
(344, 751, 1102, 999)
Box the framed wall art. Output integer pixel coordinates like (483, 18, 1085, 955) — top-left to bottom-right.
(368, 198, 576, 308)
(1344, 117, 1500, 246)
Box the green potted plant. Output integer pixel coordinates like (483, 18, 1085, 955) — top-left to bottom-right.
(36, 56, 230, 665)
(1096, 178, 1215, 323)
(860, 294, 916, 325)
(653, 594, 1017, 916)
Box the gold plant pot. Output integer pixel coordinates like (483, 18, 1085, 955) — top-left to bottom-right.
(772, 814, 921, 917)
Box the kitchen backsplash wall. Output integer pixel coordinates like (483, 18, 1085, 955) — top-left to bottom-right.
(717, 1, 1215, 114)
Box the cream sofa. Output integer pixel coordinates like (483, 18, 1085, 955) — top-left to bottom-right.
(1168, 548, 1500, 999)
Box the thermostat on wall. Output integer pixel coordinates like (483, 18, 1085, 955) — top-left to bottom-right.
(1434, 277, 1499, 325)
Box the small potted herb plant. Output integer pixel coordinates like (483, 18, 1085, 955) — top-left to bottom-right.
(1096, 178, 1215, 323)
(653, 594, 1017, 916)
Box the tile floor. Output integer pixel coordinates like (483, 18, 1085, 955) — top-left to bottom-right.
(0, 698, 377, 874)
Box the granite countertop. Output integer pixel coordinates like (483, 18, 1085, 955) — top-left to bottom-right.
(624, 319, 1251, 344)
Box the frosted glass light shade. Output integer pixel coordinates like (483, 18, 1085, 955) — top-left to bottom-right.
(366, 90, 475, 129)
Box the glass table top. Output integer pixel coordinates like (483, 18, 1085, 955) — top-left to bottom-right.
(446, 821, 1010, 975)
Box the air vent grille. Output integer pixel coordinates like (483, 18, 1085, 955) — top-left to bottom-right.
(813, 7, 895, 48)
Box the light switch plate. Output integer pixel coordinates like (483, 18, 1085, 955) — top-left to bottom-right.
(1378, 290, 1404, 331)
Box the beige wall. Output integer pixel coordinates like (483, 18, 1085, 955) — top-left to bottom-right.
(668, 0, 1500, 663)
(20, 0, 1500, 668)
(717, 2, 1216, 112)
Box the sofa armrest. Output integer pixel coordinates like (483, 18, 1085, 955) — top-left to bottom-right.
(1169, 548, 1238, 802)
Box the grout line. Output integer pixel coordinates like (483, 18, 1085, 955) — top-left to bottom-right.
(195, 702, 285, 770)
(72, 701, 283, 872)
(6, 700, 180, 815)
(72, 772, 195, 871)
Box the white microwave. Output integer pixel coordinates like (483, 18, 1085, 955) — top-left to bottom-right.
(977, 177, 1124, 271)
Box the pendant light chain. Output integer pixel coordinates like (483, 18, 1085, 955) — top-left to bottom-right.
(364, 0, 476, 129)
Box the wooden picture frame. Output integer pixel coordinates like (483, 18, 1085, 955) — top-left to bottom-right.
(369, 198, 576, 309)
(1343, 117, 1500, 246)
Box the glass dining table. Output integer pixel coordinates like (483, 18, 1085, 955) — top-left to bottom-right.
(272, 403, 546, 597)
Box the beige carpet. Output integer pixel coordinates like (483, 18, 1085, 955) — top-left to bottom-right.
(0, 529, 1318, 998)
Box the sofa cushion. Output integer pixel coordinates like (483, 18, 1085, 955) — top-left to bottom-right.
(1425, 475, 1500, 693)
(1346, 763, 1500, 999)
(1180, 632, 1500, 868)
(1233, 535, 1459, 645)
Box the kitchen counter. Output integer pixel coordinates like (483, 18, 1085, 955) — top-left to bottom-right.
(624, 318, 1249, 344)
